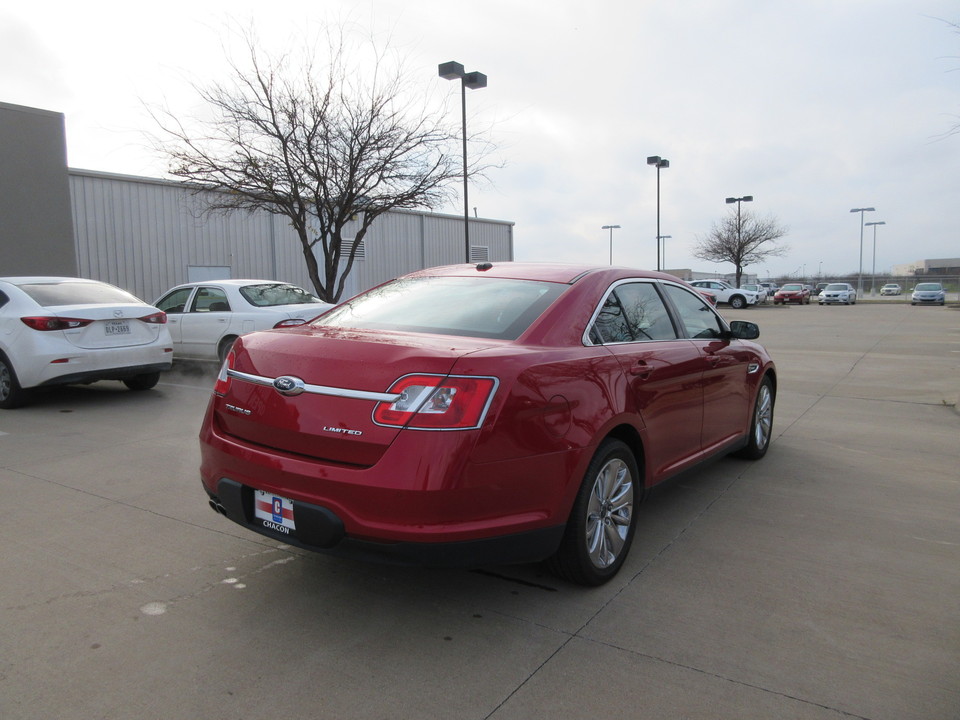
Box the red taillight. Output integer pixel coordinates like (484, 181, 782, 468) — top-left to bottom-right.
(139, 311, 167, 325)
(373, 374, 498, 430)
(21, 316, 93, 331)
(214, 350, 235, 396)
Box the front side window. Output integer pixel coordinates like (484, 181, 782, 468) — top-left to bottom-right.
(589, 282, 677, 344)
(156, 287, 193, 314)
(662, 284, 725, 339)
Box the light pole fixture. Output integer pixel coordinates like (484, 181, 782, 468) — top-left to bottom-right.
(864, 220, 886, 296)
(657, 235, 672, 270)
(647, 156, 670, 271)
(725, 196, 753, 282)
(439, 61, 488, 263)
(850, 207, 875, 298)
(602, 225, 621, 265)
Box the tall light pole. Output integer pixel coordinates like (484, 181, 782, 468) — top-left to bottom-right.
(647, 156, 669, 271)
(865, 220, 886, 296)
(658, 235, 672, 270)
(850, 207, 875, 298)
(439, 61, 487, 263)
(602, 225, 621, 265)
(725, 195, 753, 285)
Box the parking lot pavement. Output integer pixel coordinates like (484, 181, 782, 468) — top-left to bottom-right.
(1, 305, 957, 719)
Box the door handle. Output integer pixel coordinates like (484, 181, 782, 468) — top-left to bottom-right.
(630, 361, 653, 379)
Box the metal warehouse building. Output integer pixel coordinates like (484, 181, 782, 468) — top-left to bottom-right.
(69, 169, 515, 304)
(2, 101, 515, 304)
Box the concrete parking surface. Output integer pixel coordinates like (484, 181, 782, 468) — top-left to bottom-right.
(1, 303, 958, 719)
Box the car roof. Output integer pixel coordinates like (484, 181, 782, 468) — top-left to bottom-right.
(169, 279, 299, 288)
(0, 276, 108, 285)
(401, 262, 677, 285)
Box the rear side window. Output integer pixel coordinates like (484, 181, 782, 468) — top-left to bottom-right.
(19, 281, 141, 306)
(316, 276, 565, 340)
(240, 283, 321, 307)
(192, 287, 231, 312)
(589, 282, 677, 344)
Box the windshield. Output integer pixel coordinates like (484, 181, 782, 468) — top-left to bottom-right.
(239, 283, 322, 307)
(315, 276, 565, 340)
(19, 281, 142, 306)
(825, 284, 848, 291)
(915, 283, 942, 291)
(781, 284, 804, 291)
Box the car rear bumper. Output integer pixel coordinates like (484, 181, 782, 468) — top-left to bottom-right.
(205, 478, 565, 567)
(35, 361, 172, 387)
(199, 404, 582, 563)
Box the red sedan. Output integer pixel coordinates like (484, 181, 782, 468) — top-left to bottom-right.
(200, 263, 776, 585)
(773, 283, 811, 305)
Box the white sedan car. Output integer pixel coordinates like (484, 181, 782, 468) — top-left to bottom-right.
(818, 282, 857, 305)
(688, 280, 760, 309)
(154, 279, 333, 362)
(0, 277, 173, 409)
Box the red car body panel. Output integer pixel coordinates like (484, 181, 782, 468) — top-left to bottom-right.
(199, 263, 775, 565)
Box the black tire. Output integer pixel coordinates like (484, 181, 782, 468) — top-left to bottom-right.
(729, 295, 746, 310)
(547, 438, 639, 586)
(123, 372, 161, 391)
(0, 353, 28, 409)
(733, 376, 775, 460)
(217, 336, 238, 365)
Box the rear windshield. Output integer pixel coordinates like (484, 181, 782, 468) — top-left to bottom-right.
(19, 281, 141, 307)
(314, 276, 566, 340)
(239, 283, 322, 307)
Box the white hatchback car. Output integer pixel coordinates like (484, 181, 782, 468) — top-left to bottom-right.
(688, 280, 760, 309)
(818, 283, 857, 305)
(154, 279, 333, 362)
(0, 277, 173, 409)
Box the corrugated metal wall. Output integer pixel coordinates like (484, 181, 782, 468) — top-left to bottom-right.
(69, 169, 514, 303)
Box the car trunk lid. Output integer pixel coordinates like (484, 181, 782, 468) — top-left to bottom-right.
(41, 304, 162, 349)
(213, 327, 502, 466)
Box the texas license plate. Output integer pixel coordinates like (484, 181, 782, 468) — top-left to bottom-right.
(254, 490, 296, 534)
(104, 320, 131, 336)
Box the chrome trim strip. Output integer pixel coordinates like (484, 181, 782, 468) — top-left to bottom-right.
(227, 369, 402, 402)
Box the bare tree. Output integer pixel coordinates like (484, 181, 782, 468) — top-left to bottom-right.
(151, 31, 478, 302)
(693, 208, 789, 288)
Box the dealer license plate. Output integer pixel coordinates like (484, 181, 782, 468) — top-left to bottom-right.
(104, 320, 131, 336)
(254, 490, 296, 533)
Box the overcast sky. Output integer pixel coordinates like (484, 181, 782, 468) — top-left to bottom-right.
(3, 0, 958, 279)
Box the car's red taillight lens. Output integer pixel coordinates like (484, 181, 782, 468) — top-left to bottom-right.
(374, 374, 498, 430)
(139, 311, 167, 324)
(214, 350, 235, 396)
(21, 316, 93, 331)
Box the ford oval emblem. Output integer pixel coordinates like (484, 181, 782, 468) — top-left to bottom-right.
(273, 375, 306, 396)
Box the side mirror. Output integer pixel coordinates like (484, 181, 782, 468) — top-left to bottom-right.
(728, 320, 760, 340)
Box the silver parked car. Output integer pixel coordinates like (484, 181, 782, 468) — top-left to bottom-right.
(910, 283, 945, 306)
(155, 280, 333, 362)
(818, 283, 857, 305)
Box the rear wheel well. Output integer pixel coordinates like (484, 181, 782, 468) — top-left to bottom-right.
(217, 335, 239, 364)
(604, 424, 646, 491)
